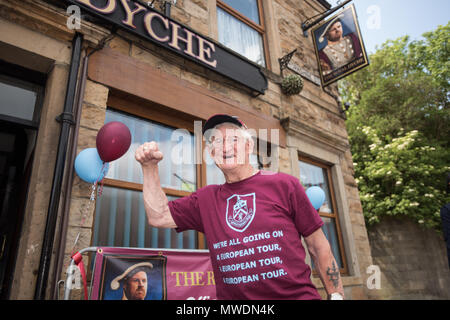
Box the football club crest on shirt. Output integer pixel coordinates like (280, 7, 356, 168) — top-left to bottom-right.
(225, 193, 256, 232)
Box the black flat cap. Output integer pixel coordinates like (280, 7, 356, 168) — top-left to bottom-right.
(202, 114, 247, 135)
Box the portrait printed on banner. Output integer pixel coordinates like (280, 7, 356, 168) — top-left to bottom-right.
(99, 255, 167, 300)
(312, 4, 369, 86)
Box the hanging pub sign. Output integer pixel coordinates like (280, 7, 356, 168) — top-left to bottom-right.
(64, 0, 267, 94)
(311, 4, 369, 87)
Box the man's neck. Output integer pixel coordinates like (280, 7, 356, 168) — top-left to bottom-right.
(327, 37, 343, 46)
(223, 165, 258, 184)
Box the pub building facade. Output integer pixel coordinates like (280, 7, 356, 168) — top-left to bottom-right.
(0, 0, 374, 299)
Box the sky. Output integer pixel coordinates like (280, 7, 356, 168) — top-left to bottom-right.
(326, 0, 450, 54)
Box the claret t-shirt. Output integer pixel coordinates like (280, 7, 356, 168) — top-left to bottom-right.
(168, 171, 323, 300)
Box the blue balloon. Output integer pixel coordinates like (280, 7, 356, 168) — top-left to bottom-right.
(74, 148, 109, 184)
(306, 186, 326, 210)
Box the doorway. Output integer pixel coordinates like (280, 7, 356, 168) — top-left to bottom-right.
(0, 60, 45, 298)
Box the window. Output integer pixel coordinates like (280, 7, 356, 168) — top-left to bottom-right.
(93, 107, 204, 249)
(0, 73, 44, 127)
(92, 102, 275, 249)
(217, 0, 268, 67)
(298, 157, 347, 274)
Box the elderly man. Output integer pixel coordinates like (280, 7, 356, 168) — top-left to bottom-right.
(135, 114, 344, 300)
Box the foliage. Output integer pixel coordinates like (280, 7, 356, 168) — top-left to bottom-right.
(281, 74, 304, 95)
(339, 22, 450, 231)
(353, 126, 449, 230)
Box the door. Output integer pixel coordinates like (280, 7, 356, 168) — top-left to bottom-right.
(0, 123, 31, 298)
(0, 64, 44, 298)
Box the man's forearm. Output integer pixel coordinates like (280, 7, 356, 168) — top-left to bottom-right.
(142, 166, 172, 228)
(136, 142, 176, 228)
(311, 249, 344, 299)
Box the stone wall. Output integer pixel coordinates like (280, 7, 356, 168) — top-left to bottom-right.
(368, 216, 450, 299)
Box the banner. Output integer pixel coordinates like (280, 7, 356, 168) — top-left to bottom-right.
(91, 247, 217, 300)
(311, 4, 369, 86)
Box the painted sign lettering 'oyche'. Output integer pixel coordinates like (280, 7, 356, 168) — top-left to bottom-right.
(66, 0, 268, 93)
(77, 0, 217, 68)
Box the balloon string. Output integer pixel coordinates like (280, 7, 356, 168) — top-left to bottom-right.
(97, 162, 107, 197)
(71, 162, 106, 255)
(90, 181, 97, 201)
(70, 166, 104, 258)
(95, 161, 106, 197)
(70, 182, 96, 257)
(66, 159, 110, 285)
(68, 161, 108, 274)
(98, 179, 104, 197)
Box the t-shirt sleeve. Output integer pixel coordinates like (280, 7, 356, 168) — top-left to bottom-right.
(168, 192, 204, 233)
(289, 178, 324, 237)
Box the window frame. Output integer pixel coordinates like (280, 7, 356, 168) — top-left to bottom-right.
(0, 73, 45, 129)
(94, 94, 280, 250)
(298, 155, 348, 275)
(216, 0, 271, 69)
(98, 95, 207, 249)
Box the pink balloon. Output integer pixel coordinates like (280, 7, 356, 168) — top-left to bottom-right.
(96, 121, 131, 162)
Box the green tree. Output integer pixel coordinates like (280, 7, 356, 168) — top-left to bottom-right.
(353, 126, 449, 229)
(340, 22, 450, 231)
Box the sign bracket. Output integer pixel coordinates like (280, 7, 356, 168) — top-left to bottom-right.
(278, 49, 297, 77)
(301, 0, 353, 37)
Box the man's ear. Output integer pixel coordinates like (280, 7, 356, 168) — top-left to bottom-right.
(206, 144, 214, 159)
(247, 137, 255, 155)
(205, 143, 221, 165)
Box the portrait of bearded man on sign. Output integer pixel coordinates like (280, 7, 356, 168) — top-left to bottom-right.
(317, 13, 363, 74)
(311, 4, 369, 86)
(99, 256, 167, 300)
(110, 262, 153, 300)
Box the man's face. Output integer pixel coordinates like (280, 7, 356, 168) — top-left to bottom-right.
(327, 21, 343, 42)
(123, 271, 148, 300)
(207, 124, 253, 172)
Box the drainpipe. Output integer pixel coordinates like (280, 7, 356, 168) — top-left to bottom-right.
(164, 1, 172, 17)
(50, 49, 88, 300)
(50, 32, 116, 299)
(34, 32, 83, 300)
